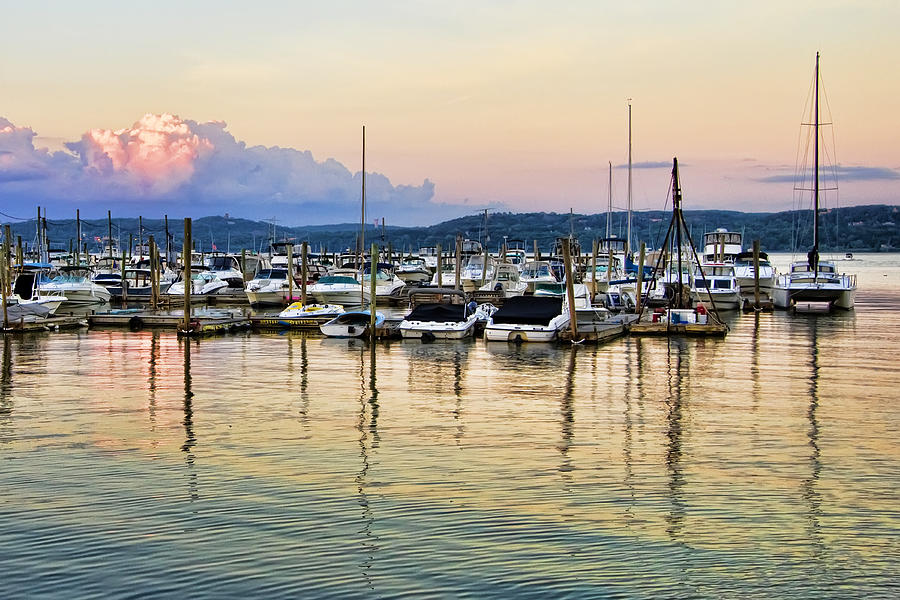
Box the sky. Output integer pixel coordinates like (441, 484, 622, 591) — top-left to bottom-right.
(1, 1, 898, 226)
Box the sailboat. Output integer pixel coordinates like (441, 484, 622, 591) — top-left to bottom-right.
(773, 53, 857, 311)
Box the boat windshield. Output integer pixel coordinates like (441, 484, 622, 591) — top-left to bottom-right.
(318, 276, 359, 285)
(51, 275, 88, 283)
(255, 269, 288, 280)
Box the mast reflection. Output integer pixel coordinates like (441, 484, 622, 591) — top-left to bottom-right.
(452, 348, 464, 446)
(802, 316, 824, 561)
(0, 336, 12, 443)
(147, 331, 159, 439)
(299, 336, 310, 431)
(181, 338, 199, 503)
(558, 346, 577, 480)
(356, 342, 380, 590)
(664, 338, 687, 541)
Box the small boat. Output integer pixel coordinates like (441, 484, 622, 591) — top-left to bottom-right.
(399, 288, 478, 340)
(10, 268, 67, 315)
(205, 253, 246, 288)
(395, 257, 432, 285)
(165, 268, 229, 296)
(459, 254, 496, 292)
(478, 262, 527, 297)
(308, 270, 366, 305)
(320, 310, 385, 338)
(274, 302, 344, 328)
(484, 296, 569, 343)
(520, 260, 557, 294)
(245, 268, 292, 306)
(361, 262, 406, 301)
(732, 251, 775, 297)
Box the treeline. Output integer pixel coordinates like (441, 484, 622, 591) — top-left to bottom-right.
(5, 204, 898, 255)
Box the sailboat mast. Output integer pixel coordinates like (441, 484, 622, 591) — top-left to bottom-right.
(812, 52, 820, 277)
(607, 161, 612, 239)
(360, 125, 366, 304)
(672, 158, 684, 307)
(627, 99, 633, 257)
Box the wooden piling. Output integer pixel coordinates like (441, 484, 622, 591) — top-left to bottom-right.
(183, 218, 192, 330)
(149, 236, 158, 309)
(3, 225, 11, 297)
(608, 249, 614, 282)
(16, 237, 22, 271)
(369, 242, 377, 339)
(481, 240, 489, 287)
(753, 239, 761, 309)
(561, 238, 578, 340)
(436, 243, 442, 288)
(455, 235, 462, 291)
(533, 240, 539, 262)
(121, 248, 128, 304)
(75, 209, 81, 266)
(287, 243, 294, 305)
(1, 248, 8, 330)
(301, 241, 308, 306)
(590, 239, 598, 301)
(635, 242, 646, 315)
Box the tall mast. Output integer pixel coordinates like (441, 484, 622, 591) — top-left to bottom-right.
(360, 125, 366, 304)
(607, 161, 612, 239)
(812, 52, 820, 277)
(627, 99, 633, 256)
(672, 158, 684, 307)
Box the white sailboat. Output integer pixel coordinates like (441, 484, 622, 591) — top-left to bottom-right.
(773, 52, 857, 310)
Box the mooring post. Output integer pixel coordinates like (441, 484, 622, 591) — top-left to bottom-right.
(369, 242, 378, 340)
(436, 243, 443, 288)
(455, 235, 462, 291)
(121, 248, 128, 305)
(149, 236, 157, 309)
(562, 238, 578, 339)
(481, 241, 489, 287)
(287, 243, 294, 305)
(635, 242, 646, 315)
(301, 241, 308, 306)
(183, 218, 192, 331)
(753, 239, 761, 309)
(590, 239, 598, 302)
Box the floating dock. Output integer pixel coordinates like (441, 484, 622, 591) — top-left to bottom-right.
(629, 320, 728, 337)
(2, 315, 89, 333)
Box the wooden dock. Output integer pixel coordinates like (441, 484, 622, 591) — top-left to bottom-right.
(2, 315, 89, 333)
(629, 320, 728, 337)
(250, 314, 334, 330)
(90, 309, 250, 334)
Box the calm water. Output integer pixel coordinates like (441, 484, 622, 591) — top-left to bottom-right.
(1, 254, 899, 599)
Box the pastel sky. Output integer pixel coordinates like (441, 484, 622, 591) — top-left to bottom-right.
(1, 1, 898, 225)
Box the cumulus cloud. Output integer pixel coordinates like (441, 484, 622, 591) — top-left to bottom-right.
(0, 114, 438, 224)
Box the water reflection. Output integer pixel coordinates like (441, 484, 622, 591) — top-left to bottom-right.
(299, 336, 310, 431)
(356, 342, 380, 591)
(0, 336, 12, 443)
(147, 331, 159, 441)
(664, 338, 687, 541)
(558, 347, 576, 480)
(181, 338, 199, 503)
(803, 317, 825, 563)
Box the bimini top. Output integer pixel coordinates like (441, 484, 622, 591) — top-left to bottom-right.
(490, 296, 563, 326)
(404, 303, 467, 323)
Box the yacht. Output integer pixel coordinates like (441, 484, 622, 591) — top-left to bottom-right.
(309, 270, 367, 305)
(395, 256, 431, 285)
(360, 262, 406, 301)
(520, 260, 557, 294)
(773, 260, 856, 310)
(165, 267, 229, 296)
(733, 251, 775, 297)
(11, 268, 67, 315)
(459, 254, 496, 292)
(701, 229, 743, 263)
(205, 253, 246, 288)
(245, 268, 293, 306)
(478, 263, 527, 297)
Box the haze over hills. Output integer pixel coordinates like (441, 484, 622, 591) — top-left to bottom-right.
(6, 204, 898, 256)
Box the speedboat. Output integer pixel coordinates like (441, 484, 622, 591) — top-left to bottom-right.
(691, 264, 741, 310)
(10, 268, 67, 315)
(245, 268, 292, 306)
(205, 253, 246, 289)
(320, 310, 385, 338)
(309, 270, 367, 305)
(399, 289, 478, 340)
(459, 254, 496, 292)
(274, 302, 344, 328)
(478, 262, 527, 297)
(107, 268, 171, 300)
(396, 257, 431, 285)
(520, 260, 557, 294)
(361, 262, 406, 301)
(484, 296, 569, 343)
(165, 268, 229, 296)
(38, 266, 111, 306)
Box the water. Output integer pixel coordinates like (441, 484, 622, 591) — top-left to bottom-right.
(2, 254, 899, 599)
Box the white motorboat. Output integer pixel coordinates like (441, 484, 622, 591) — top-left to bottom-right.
(701, 229, 743, 263)
(279, 302, 344, 319)
(478, 263, 527, 297)
(165, 268, 229, 296)
(399, 289, 478, 340)
(396, 257, 431, 285)
(520, 260, 557, 294)
(417, 246, 440, 271)
(320, 310, 385, 338)
(459, 254, 496, 292)
(10, 269, 67, 315)
(691, 264, 742, 310)
(205, 253, 246, 289)
(309, 270, 367, 305)
(733, 251, 775, 297)
(38, 266, 111, 306)
(484, 296, 569, 343)
(245, 268, 293, 306)
(361, 262, 406, 301)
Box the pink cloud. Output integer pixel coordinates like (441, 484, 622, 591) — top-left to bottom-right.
(76, 113, 213, 193)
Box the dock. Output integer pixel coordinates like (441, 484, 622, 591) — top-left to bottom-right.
(629, 320, 728, 337)
(89, 308, 250, 334)
(2, 315, 89, 333)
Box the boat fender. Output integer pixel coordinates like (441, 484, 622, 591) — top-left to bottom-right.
(348, 326, 357, 336)
(421, 331, 436, 343)
(128, 315, 144, 330)
(696, 304, 707, 315)
(513, 334, 524, 345)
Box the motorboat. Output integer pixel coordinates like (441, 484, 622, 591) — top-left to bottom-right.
(417, 246, 440, 271)
(320, 310, 385, 338)
(732, 250, 775, 297)
(701, 229, 743, 263)
(691, 264, 742, 310)
(520, 260, 557, 294)
(10, 268, 67, 315)
(309, 270, 367, 305)
(165, 268, 229, 296)
(205, 253, 246, 288)
(38, 266, 111, 306)
(245, 268, 293, 306)
(399, 288, 478, 340)
(396, 256, 431, 285)
(107, 268, 172, 300)
(273, 302, 345, 328)
(478, 262, 527, 297)
(459, 254, 496, 292)
(361, 262, 406, 301)
(484, 296, 569, 343)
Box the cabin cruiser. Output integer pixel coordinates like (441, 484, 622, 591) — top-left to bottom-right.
(399, 288, 478, 339)
(107, 268, 172, 300)
(520, 260, 557, 294)
(396, 257, 431, 285)
(245, 268, 293, 306)
(460, 254, 496, 292)
(502, 239, 527, 268)
(165, 267, 229, 296)
(429, 256, 458, 287)
(309, 270, 367, 305)
(320, 310, 384, 338)
(690, 264, 741, 310)
(772, 259, 856, 310)
(478, 263, 527, 297)
(701, 229, 743, 263)
(205, 253, 246, 288)
(361, 262, 406, 301)
(10, 267, 67, 315)
(38, 266, 111, 306)
(484, 296, 570, 343)
(732, 251, 775, 297)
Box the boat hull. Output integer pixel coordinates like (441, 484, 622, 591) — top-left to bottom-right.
(399, 319, 476, 339)
(772, 283, 856, 310)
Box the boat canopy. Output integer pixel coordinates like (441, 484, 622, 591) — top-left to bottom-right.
(490, 296, 563, 326)
(405, 303, 467, 323)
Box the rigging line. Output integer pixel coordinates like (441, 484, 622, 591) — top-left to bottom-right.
(0, 210, 29, 220)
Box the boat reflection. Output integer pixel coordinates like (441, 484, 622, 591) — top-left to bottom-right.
(181, 338, 199, 503)
(664, 337, 688, 541)
(802, 316, 825, 563)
